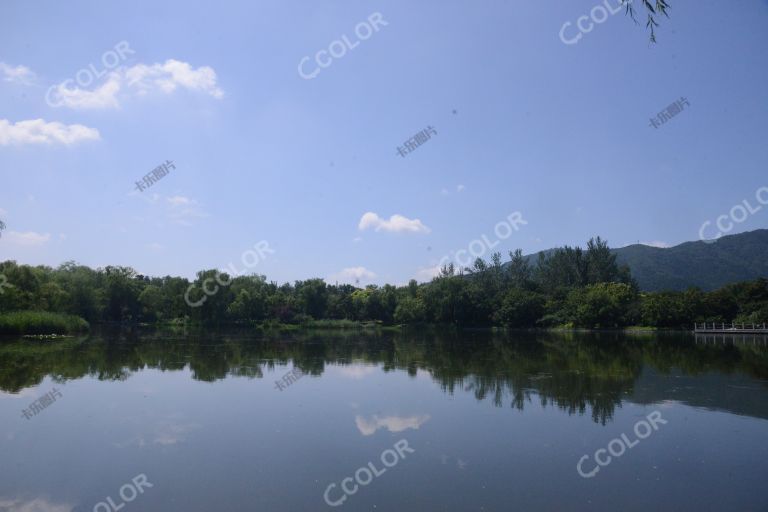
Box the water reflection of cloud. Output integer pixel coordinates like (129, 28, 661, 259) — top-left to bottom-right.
(337, 365, 378, 379)
(0, 497, 73, 512)
(355, 414, 430, 436)
(0, 388, 37, 400)
(115, 420, 201, 448)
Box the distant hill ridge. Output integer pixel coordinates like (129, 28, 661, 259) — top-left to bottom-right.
(525, 229, 768, 292)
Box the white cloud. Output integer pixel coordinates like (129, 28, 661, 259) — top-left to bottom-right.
(415, 265, 442, 281)
(358, 212, 430, 234)
(355, 414, 430, 436)
(2, 231, 51, 246)
(328, 266, 377, 285)
(166, 195, 192, 206)
(642, 240, 670, 248)
(126, 60, 223, 98)
(457, 184, 465, 192)
(0, 119, 100, 146)
(52, 74, 121, 109)
(49, 59, 223, 109)
(165, 195, 207, 226)
(0, 62, 35, 85)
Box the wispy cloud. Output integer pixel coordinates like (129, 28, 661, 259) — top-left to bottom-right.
(0, 62, 35, 85)
(0, 119, 100, 146)
(165, 195, 207, 226)
(328, 266, 377, 285)
(1, 231, 51, 246)
(415, 265, 442, 281)
(166, 195, 192, 207)
(49, 59, 224, 109)
(358, 212, 430, 234)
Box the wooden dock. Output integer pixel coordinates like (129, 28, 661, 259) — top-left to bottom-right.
(694, 322, 768, 334)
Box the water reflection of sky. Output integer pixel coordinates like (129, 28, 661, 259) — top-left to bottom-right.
(1, 333, 768, 510)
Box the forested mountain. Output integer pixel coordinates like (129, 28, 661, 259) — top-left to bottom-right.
(522, 230, 768, 292)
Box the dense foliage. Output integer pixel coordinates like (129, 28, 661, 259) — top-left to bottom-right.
(1, 237, 766, 329)
(0, 311, 89, 334)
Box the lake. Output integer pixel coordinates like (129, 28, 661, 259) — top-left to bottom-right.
(1, 328, 768, 511)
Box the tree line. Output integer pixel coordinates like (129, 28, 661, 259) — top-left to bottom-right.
(1, 237, 766, 328)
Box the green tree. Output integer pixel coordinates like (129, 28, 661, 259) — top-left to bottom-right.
(138, 285, 165, 322)
(394, 296, 426, 324)
(295, 278, 328, 319)
(495, 288, 545, 327)
(507, 249, 533, 289)
(565, 282, 637, 328)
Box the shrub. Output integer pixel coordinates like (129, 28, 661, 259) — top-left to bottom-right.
(0, 311, 90, 335)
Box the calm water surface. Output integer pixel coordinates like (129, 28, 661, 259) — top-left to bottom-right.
(1, 329, 768, 511)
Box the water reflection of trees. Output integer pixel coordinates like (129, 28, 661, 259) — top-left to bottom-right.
(1, 328, 767, 424)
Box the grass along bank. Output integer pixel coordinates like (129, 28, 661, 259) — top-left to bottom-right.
(0, 311, 90, 335)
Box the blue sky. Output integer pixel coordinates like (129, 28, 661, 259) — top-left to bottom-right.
(1, 0, 767, 285)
